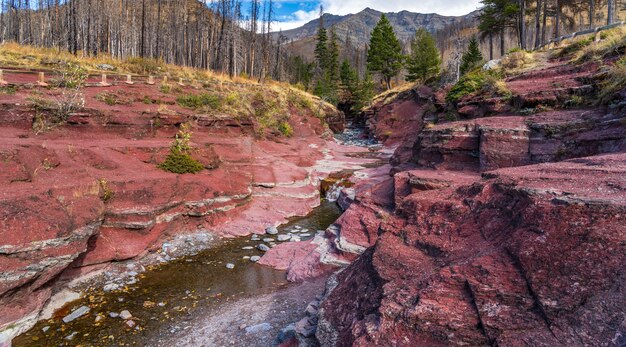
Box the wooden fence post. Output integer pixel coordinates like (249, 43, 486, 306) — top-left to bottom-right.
(147, 76, 155, 85)
(37, 72, 48, 87)
(100, 74, 111, 87)
(125, 75, 134, 85)
(0, 70, 7, 86)
(178, 78, 185, 86)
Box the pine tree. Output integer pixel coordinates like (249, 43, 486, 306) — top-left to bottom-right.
(327, 28, 340, 87)
(460, 36, 484, 76)
(367, 14, 404, 90)
(405, 28, 441, 82)
(314, 7, 329, 71)
(355, 70, 375, 111)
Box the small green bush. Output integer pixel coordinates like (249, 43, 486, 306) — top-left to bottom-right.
(158, 149, 204, 174)
(176, 93, 221, 110)
(557, 38, 592, 58)
(0, 86, 17, 95)
(446, 70, 487, 103)
(278, 121, 293, 137)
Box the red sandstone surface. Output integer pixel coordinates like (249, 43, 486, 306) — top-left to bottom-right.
(312, 54, 626, 346)
(0, 76, 366, 342)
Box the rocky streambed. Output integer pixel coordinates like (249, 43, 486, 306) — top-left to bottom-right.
(13, 201, 343, 346)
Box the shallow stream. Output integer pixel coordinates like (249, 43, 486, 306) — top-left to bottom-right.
(14, 202, 342, 346)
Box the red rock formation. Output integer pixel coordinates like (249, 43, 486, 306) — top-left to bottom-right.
(0, 80, 359, 341)
(316, 54, 626, 346)
(319, 154, 626, 346)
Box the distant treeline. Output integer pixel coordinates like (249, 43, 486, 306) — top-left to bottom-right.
(0, 0, 296, 82)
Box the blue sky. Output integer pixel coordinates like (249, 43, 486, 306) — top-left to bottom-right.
(242, 1, 483, 31)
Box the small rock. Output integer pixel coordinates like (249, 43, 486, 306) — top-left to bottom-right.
(103, 283, 120, 292)
(250, 256, 261, 262)
(243, 256, 251, 259)
(97, 63, 116, 71)
(42, 326, 50, 333)
(265, 226, 279, 235)
(300, 229, 309, 233)
(263, 238, 274, 243)
(109, 312, 119, 318)
(275, 324, 296, 345)
(119, 310, 132, 320)
(245, 323, 272, 334)
(257, 244, 270, 252)
(158, 302, 166, 307)
(64, 332, 78, 341)
(251, 235, 261, 241)
(126, 320, 136, 328)
(239, 324, 247, 330)
(242, 246, 254, 250)
(95, 314, 105, 323)
(294, 225, 302, 230)
(300, 233, 311, 237)
(62, 306, 90, 323)
(226, 263, 235, 269)
(290, 236, 301, 242)
(128, 271, 138, 277)
(277, 235, 291, 242)
(295, 317, 316, 337)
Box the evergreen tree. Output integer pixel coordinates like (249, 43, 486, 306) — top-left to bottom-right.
(314, 11, 329, 71)
(367, 14, 404, 90)
(405, 28, 441, 82)
(327, 28, 341, 87)
(340, 59, 358, 95)
(355, 70, 375, 111)
(460, 36, 484, 76)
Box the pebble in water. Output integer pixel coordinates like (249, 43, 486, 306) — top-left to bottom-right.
(242, 246, 254, 250)
(250, 256, 261, 262)
(62, 306, 90, 323)
(277, 235, 291, 242)
(262, 238, 274, 243)
(119, 310, 132, 320)
(265, 226, 279, 235)
(257, 244, 270, 252)
(226, 263, 235, 269)
(109, 312, 119, 318)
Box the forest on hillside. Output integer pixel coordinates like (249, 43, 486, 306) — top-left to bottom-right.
(0, 0, 624, 105)
(0, 0, 291, 81)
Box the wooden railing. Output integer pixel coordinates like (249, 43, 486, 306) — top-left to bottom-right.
(535, 21, 626, 50)
(0, 67, 268, 90)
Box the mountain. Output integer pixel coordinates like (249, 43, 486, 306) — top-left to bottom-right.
(276, 7, 479, 49)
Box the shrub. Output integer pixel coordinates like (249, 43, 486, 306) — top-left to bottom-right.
(176, 93, 221, 110)
(0, 86, 17, 95)
(446, 70, 487, 103)
(96, 92, 120, 106)
(158, 123, 204, 174)
(598, 58, 626, 104)
(158, 149, 204, 174)
(278, 121, 293, 137)
(556, 38, 592, 58)
(160, 84, 172, 94)
(98, 178, 114, 202)
(501, 51, 534, 70)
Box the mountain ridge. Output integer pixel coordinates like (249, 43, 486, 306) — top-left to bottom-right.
(276, 7, 480, 48)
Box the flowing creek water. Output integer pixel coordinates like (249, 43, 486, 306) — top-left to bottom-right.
(13, 202, 342, 346)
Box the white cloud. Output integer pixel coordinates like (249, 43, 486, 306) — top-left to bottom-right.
(274, 0, 482, 31)
(274, 8, 319, 31)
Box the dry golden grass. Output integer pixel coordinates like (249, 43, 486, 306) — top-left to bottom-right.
(576, 26, 626, 62)
(0, 42, 258, 85)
